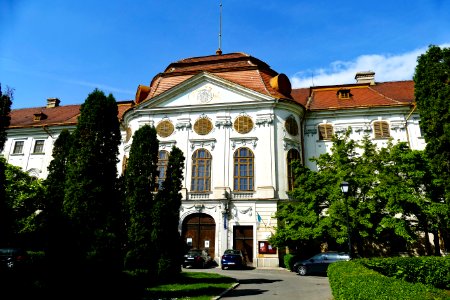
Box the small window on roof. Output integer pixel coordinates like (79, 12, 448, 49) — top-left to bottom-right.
(337, 89, 351, 99)
(33, 112, 47, 121)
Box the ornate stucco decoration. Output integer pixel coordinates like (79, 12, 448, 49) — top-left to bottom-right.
(283, 137, 301, 151)
(138, 120, 155, 128)
(159, 140, 177, 149)
(215, 116, 232, 128)
(255, 113, 274, 127)
(189, 138, 217, 151)
(230, 137, 258, 149)
(390, 122, 406, 131)
(176, 118, 192, 130)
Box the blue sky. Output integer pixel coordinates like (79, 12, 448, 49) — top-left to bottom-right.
(1, 0, 450, 109)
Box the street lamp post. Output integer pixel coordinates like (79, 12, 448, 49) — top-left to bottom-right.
(340, 181, 352, 257)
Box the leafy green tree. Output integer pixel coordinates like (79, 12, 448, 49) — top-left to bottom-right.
(152, 146, 185, 281)
(63, 89, 122, 268)
(414, 45, 450, 253)
(3, 161, 46, 247)
(123, 125, 159, 272)
(0, 85, 13, 246)
(272, 130, 436, 257)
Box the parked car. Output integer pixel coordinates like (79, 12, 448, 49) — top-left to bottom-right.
(293, 251, 350, 276)
(221, 249, 246, 270)
(183, 249, 212, 268)
(0, 248, 28, 270)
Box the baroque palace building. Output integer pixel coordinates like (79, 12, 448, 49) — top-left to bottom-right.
(2, 52, 424, 267)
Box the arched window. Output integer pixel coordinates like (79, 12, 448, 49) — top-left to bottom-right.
(233, 147, 254, 191)
(191, 149, 212, 192)
(156, 150, 169, 190)
(287, 149, 301, 191)
(373, 121, 390, 138)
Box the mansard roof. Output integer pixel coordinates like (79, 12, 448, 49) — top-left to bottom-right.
(8, 101, 133, 129)
(135, 52, 293, 104)
(291, 80, 414, 111)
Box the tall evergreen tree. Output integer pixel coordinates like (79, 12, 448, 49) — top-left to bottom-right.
(0, 85, 13, 246)
(43, 129, 73, 285)
(63, 89, 122, 268)
(152, 146, 185, 281)
(414, 45, 450, 253)
(123, 125, 159, 272)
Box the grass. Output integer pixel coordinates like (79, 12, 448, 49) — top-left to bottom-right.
(143, 271, 237, 300)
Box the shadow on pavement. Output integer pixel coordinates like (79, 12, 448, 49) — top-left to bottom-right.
(237, 278, 282, 284)
(224, 288, 268, 297)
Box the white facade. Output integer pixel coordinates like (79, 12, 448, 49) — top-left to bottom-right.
(121, 73, 304, 266)
(303, 106, 425, 170)
(2, 55, 423, 267)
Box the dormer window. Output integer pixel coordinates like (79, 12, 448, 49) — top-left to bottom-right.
(337, 89, 351, 99)
(33, 112, 47, 121)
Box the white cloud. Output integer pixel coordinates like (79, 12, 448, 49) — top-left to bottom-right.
(291, 44, 450, 88)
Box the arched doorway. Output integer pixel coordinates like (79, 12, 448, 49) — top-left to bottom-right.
(182, 213, 216, 259)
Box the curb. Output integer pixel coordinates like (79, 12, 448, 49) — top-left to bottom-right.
(212, 282, 240, 300)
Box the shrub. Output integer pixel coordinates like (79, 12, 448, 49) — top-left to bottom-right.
(328, 261, 449, 300)
(360, 256, 450, 289)
(283, 253, 296, 271)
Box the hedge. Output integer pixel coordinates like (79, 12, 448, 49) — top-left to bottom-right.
(328, 261, 450, 300)
(359, 256, 450, 290)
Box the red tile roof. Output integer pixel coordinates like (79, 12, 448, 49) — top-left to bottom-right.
(291, 81, 414, 111)
(139, 52, 293, 103)
(8, 101, 133, 129)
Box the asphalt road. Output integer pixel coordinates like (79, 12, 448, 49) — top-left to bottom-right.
(188, 267, 333, 300)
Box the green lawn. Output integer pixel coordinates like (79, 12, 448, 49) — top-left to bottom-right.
(144, 271, 237, 300)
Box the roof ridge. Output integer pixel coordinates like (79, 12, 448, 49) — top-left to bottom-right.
(367, 85, 402, 104)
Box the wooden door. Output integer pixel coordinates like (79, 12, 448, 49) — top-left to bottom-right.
(182, 213, 216, 259)
(233, 225, 253, 263)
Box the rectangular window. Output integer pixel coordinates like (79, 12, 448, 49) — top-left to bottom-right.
(318, 124, 333, 140)
(33, 140, 45, 154)
(373, 121, 390, 138)
(13, 141, 24, 154)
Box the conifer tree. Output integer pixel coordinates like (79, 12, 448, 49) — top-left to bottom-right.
(63, 89, 121, 268)
(152, 146, 185, 281)
(123, 125, 159, 272)
(43, 129, 73, 283)
(414, 45, 450, 254)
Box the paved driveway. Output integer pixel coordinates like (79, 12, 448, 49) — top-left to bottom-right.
(188, 267, 333, 300)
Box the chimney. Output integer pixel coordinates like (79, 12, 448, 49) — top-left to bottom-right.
(355, 71, 375, 85)
(47, 98, 60, 108)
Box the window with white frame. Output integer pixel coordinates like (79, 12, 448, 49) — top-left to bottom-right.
(191, 149, 211, 192)
(12, 141, 24, 154)
(233, 147, 254, 191)
(33, 140, 45, 154)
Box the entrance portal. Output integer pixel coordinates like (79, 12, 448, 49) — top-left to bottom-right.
(182, 213, 216, 259)
(233, 225, 253, 263)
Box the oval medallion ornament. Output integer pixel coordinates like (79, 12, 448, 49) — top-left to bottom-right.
(197, 88, 213, 103)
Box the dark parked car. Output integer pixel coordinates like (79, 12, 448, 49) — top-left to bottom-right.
(293, 251, 350, 276)
(183, 249, 212, 268)
(221, 249, 246, 270)
(0, 248, 28, 270)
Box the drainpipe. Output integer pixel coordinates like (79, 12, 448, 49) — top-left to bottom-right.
(405, 102, 417, 148)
